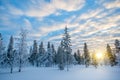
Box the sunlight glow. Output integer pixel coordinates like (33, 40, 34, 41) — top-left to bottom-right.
(96, 52, 103, 59)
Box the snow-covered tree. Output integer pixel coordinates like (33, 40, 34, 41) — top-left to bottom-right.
(36, 41, 45, 66)
(17, 29, 28, 72)
(114, 39, 120, 65)
(57, 26, 72, 71)
(44, 42, 54, 67)
(74, 49, 81, 64)
(51, 44, 57, 65)
(29, 40, 38, 66)
(0, 33, 6, 67)
(7, 36, 14, 73)
(106, 44, 116, 66)
(83, 43, 90, 67)
(56, 42, 65, 70)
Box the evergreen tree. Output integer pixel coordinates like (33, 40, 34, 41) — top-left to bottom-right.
(114, 39, 120, 65)
(106, 44, 116, 66)
(0, 33, 6, 67)
(58, 26, 72, 71)
(7, 36, 14, 73)
(29, 40, 38, 66)
(51, 44, 57, 65)
(45, 42, 53, 67)
(83, 43, 90, 67)
(56, 42, 65, 70)
(37, 41, 45, 66)
(74, 49, 81, 64)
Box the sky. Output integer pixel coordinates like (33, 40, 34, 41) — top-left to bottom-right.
(0, 0, 120, 53)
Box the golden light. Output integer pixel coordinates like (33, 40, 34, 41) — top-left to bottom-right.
(96, 52, 103, 59)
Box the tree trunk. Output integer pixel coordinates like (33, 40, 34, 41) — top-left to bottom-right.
(10, 66, 13, 73)
(19, 59, 22, 72)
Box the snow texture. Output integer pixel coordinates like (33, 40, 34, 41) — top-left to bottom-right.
(0, 65, 120, 80)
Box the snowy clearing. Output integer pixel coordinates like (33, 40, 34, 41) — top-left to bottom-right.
(0, 65, 120, 80)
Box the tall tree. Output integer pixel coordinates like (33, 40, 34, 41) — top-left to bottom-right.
(83, 43, 90, 67)
(114, 39, 120, 65)
(18, 29, 27, 72)
(56, 42, 65, 70)
(51, 44, 57, 65)
(115, 39, 120, 53)
(7, 36, 14, 73)
(0, 33, 6, 67)
(37, 41, 45, 66)
(106, 44, 116, 66)
(29, 40, 38, 66)
(60, 26, 72, 71)
(45, 42, 53, 67)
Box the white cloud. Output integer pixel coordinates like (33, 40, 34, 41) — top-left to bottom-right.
(6, 0, 85, 18)
(103, 0, 120, 9)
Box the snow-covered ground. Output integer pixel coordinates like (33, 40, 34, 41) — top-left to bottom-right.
(0, 65, 120, 80)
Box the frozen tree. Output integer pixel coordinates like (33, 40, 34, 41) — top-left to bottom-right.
(114, 39, 120, 65)
(59, 26, 72, 71)
(44, 42, 54, 67)
(17, 29, 28, 72)
(29, 40, 38, 66)
(56, 42, 65, 70)
(74, 49, 81, 64)
(51, 44, 57, 65)
(7, 36, 14, 73)
(37, 41, 45, 66)
(106, 44, 116, 66)
(83, 43, 90, 67)
(0, 33, 6, 67)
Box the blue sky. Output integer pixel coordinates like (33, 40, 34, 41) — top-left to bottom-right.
(0, 0, 120, 52)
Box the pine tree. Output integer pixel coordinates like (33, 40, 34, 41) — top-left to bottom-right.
(51, 44, 57, 65)
(83, 43, 90, 67)
(37, 41, 45, 66)
(114, 39, 120, 65)
(29, 40, 38, 66)
(56, 42, 65, 70)
(74, 49, 82, 64)
(45, 42, 53, 67)
(0, 33, 6, 67)
(106, 44, 116, 66)
(59, 26, 72, 71)
(7, 36, 14, 73)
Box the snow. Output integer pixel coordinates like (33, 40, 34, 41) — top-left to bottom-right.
(0, 65, 120, 80)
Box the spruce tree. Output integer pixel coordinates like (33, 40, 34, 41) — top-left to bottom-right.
(7, 36, 14, 73)
(0, 33, 6, 67)
(106, 44, 116, 66)
(29, 40, 38, 66)
(83, 43, 90, 67)
(37, 41, 45, 66)
(59, 26, 72, 71)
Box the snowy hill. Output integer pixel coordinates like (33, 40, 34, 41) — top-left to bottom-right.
(0, 65, 120, 80)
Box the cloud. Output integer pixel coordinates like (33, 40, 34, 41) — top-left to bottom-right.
(103, 0, 120, 9)
(5, 0, 85, 18)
